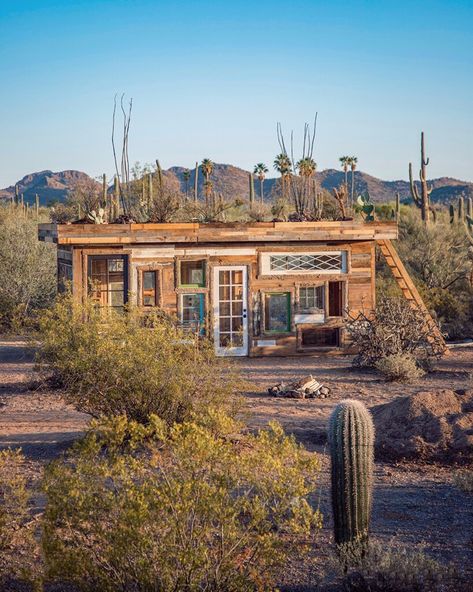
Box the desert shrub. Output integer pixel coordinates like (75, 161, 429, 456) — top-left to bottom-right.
(0, 449, 40, 589)
(0, 206, 56, 331)
(377, 208, 473, 340)
(454, 470, 473, 493)
(35, 295, 242, 424)
(347, 296, 442, 368)
(42, 413, 321, 592)
(375, 353, 425, 383)
(339, 541, 466, 592)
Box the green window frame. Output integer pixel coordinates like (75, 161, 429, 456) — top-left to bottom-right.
(179, 260, 206, 288)
(264, 292, 291, 333)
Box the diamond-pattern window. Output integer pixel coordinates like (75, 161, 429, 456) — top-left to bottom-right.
(269, 253, 344, 272)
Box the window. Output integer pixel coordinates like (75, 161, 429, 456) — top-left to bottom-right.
(180, 294, 205, 333)
(260, 251, 347, 275)
(329, 281, 343, 316)
(180, 260, 205, 287)
(264, 292, 291, 333)
(88, 255, 127, 309)
(299, 286, 324, 312)
(301, 327, 340, 348)
(142, 271, 158, 307)
(58, 261, 72, 293)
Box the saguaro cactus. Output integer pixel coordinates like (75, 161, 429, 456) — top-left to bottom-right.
(409, 131, 433, 224)
(458, 195, 465, 222)
(328, 399, 375, 547)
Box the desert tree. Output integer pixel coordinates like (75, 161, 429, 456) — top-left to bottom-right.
(253, 163, 269, 203)
(183, 169, 191, 199)
(276, 114, 321, 217)
(348, 155, 358, 206)
(339, 155, 350, 194)
(201, 158, 214, 205)
(273, 153, 292, 198)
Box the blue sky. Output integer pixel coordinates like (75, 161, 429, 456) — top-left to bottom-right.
(0, 0, 472, 187)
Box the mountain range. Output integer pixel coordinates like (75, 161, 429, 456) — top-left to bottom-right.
(1, 165, 472, 206)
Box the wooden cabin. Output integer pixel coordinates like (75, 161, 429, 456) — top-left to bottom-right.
(38, 221, 398, 357)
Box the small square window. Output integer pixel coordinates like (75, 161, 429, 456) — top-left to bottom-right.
(142, 271, 158, 307)
(264, 292, 291, 333)
(299, 286, 324, 312)
(180, 260, 205, 287)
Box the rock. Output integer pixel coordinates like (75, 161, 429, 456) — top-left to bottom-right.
(320, 386, 330, 396)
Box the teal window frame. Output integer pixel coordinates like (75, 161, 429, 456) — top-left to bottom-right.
(264, 292, 292, 334)
(180, 293, 206, 334)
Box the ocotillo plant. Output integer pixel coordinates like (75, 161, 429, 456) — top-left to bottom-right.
(468, 197, 473, 219)
(249, 173, 255, 204)
(114, 176, 120, 220)
(409, 131, 433, 224)
(194, 162, 199, 202)
(328, 399, 375, 548)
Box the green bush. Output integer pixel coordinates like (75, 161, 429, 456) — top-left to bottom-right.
(43, 413, 321, 591)
(35, 295, 242, 424)
(0, 449, 39, 589)
(339, 541, 467, 592)
(375, 353, 425, 383)
(0, 206, 56, 331)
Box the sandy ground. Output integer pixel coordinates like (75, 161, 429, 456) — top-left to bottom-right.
(1, 338, 472, 588)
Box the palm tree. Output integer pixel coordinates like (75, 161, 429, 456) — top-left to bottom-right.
(339, 156, 350, 194)
(296, 157, 317, 178)
(347, 156, 358, 206)
(254, 163, 268, 203)
(273, 153, 292, 198)
(183, 169, 191, 199)
(201, 159, 214, 204)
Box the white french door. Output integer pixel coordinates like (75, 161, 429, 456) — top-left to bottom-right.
(213, 266, 248, 356)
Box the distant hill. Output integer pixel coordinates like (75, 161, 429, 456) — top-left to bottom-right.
(0, 170, 94, 205)
(2, 165, 472, 206)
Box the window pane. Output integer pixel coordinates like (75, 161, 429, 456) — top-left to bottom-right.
(300, 286, 324, 311)
(268, 252, 344, 272)
(180, 260, 205, 286)
(219, 270, 230, 285)
(108, 259, 124, 272)
(265, 293, 290, 332)
(143, 271, 156, 290)
(180, 294, 204, 333)
(88, 256, 126, 308)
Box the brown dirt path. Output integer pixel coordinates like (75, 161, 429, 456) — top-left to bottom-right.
(1, 339, 472, 587)
(235, 350, 473, 587)
(0, 338, 89, 463)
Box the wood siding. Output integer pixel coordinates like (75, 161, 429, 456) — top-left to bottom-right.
(63, 238, 376, 357)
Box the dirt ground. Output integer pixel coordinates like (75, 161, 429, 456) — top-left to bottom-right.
(1, 338, 472, 589)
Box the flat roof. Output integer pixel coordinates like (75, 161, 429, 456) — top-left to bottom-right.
(38, 220, 398, 246)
